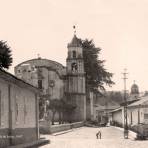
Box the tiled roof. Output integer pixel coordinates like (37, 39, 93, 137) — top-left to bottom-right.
(0, 69, 39, 93)
(128, 96, 148, 107)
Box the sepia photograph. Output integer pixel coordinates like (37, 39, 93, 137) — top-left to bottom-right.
(0, 0, 148, 147)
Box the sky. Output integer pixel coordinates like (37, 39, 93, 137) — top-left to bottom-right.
(0, 0, 148, 92)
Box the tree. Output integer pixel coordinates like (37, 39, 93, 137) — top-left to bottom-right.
(62, 101, 76, 123)
(107, 91, 124, 104)
(47, 98, 60, 125)
(47, 98, 76, 124)
(0, 41, 13, 69)
(81, 39, 114, 93)
(56, 99, 64, 124)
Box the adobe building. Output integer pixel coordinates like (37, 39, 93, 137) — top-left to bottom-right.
(15, 34, 87, 122)
(0, 69, 40, 147)
(109, 96, 148, 127)
(109, 83, 148, 131)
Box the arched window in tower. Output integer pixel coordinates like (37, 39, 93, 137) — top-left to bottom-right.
(71, 63, 77, 71)
(72, 50, 76, 58)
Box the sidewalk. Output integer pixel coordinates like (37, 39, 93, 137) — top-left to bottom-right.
(112, 126, 137, 139)
(8, 139, 49, 148)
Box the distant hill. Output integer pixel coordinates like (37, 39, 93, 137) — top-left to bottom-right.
(94, 91, 126, 109)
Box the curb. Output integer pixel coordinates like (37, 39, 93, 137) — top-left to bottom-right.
(52, 127, 83, 136)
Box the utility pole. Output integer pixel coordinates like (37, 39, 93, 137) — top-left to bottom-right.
(122, 68, 128, 139)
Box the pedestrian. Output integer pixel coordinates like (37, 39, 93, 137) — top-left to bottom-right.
(96, 130, 101, 139)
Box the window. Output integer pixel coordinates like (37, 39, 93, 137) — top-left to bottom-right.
(71, 63, 77, 71)
(38, 80, 43, 89)
(72, 51, 76, 58)
(31, 66, 36, 72)
(144, 114, 148, 119)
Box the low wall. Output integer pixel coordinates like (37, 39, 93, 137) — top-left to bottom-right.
(71, 122, 84, 128)
(50, 124, 71, 133)
(50, 122, 84, 134)
(39, 120, 51, 134)
(39, 121, 84, 134)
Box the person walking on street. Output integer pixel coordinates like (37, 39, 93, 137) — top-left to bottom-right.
(96, 130, 102, 139)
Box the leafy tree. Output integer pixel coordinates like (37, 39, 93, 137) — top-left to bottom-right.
(47, 98, 76, 124)
(47, 98, 61, 125)
(56, 99, 64, 124)
(62, 101, 76, 123)
(81, 39, 114, 93)
(0, 41, 13, 69)
(107, 91, 124, 104)
(105, 91, 130, 105)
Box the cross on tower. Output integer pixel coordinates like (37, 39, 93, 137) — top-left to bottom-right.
(73, 25, 76, 35)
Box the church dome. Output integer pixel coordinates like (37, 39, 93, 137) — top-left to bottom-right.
(131, 83, 139, 94)
(67, 34, 82, 47)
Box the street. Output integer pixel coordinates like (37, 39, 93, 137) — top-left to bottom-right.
(40, 126, 148, 148)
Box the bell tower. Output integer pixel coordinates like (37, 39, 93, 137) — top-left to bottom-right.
(66, 32, 86, 121)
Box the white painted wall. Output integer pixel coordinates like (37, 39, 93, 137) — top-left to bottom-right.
(0, 77, 37, 129)
(112, 109, 123, 125)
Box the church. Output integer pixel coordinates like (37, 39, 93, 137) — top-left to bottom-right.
(15, 34, 87, 122)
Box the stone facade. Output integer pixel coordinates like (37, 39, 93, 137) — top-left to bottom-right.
(15, 58, 66, 120)
(15, 34, 87, 122)
(65, 34, 86, 121)
(15, 58, 65, 99)
(0, 69, 39, 148)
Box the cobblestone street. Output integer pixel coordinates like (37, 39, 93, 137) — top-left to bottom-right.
(40, 126, 148, 148)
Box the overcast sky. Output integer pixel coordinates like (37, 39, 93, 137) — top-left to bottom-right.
(0, 0, 148, 92)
